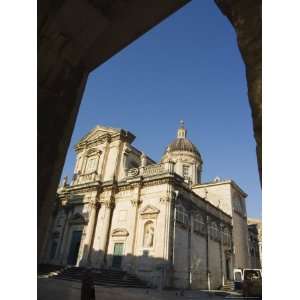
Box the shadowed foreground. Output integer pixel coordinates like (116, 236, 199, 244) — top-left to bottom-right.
(37, 278, 228, 300)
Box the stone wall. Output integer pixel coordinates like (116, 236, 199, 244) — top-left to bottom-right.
(193, 182, 233, 216)
(173, 226, 189, 288)
(193, 181, 250, 269)
(190, 232, 207, 289)
(208, 239, 222, 289)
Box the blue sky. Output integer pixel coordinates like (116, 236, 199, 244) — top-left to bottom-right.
(61, 0, 261, 219)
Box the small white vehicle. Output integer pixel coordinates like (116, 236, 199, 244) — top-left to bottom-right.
(234, 268, 262, 297)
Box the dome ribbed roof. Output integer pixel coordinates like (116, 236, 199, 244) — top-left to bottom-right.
(163, 121, 201, 159)
(165, 138, 201, 157)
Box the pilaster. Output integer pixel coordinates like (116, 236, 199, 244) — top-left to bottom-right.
(58, 205, 72, 264)
(129, 182, 142, 258)
(80, 199, 100, 265)
(95, 187, 115, 267)
(100, 135, 111, 181)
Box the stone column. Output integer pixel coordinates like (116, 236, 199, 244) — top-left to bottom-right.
(98, 200, 114, 267)
(59, 206, 72, 265)
(100, 136, 111, 181)
(81, 200, 100, 266)
(127, 183, 142, 271)
(52, 206, 69, 263)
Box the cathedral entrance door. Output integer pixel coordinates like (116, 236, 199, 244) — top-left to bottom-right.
(67, 230, 82, 265)
(112, 243, 124, 269)
(226, 258, 230, 279)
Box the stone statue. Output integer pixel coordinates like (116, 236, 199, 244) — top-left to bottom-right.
(144, 223, 154, 247)
(62, 176, 68, 187)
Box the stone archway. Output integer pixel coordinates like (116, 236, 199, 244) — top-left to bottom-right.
(38, 0, 261, 261)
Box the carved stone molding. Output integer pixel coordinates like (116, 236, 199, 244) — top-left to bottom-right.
(143, 178, 171, 187)
(111, 228, 129, 237)
(86, 148, 102, 157)
(103, 134, 111, 144)
(140, 205, 160, 219)
(159, 195, 171, 203)
(128, 168, 139, 177)
(89, 200, 100, 209)
(131, 198, 142, 207)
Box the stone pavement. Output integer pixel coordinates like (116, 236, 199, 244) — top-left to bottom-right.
(38, 278, 228, 300)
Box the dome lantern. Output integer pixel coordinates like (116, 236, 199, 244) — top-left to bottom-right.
(177, 120, 187, 139)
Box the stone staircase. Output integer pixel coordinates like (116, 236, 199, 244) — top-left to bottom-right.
(38, 264, 65, 276)
(220, 280, 235, 292)
(50, 266, 149, 288)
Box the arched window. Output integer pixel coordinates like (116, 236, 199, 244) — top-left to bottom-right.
(182, 165, 190, 179)
(143, 221, 154, 248)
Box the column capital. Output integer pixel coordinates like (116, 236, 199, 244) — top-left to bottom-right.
(103, 134, 111, 144)
(160, 195, 171, 203)
(130, 198, 141, 207)
(89, 200, 100, 210)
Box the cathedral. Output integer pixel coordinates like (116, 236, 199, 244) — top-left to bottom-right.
(41, 122, 251, 289)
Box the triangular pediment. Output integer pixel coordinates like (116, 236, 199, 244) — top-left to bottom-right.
(78, 125, 121, 144)
(140, 205, 160, 215)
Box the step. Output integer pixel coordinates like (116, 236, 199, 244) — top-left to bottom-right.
(53, 277, 147, 288)
(51, 267, 149, 289)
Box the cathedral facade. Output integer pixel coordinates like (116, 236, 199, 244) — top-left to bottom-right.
(41, 123, 250, 289)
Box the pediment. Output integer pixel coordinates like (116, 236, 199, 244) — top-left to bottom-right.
(140, 205, 160, 216)
(111, 228, 129, 237)
(77, 125, 121, 144)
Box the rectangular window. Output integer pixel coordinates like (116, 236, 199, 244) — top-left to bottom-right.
(183, 165, 189, 179)
(193, 216, 205, 234)
(176, 207, 188, 225)
(209, 223, 219, 241)
(86, 157, 97, 173)
(223, 230, 231, 246)
(75, 156, 81, 173)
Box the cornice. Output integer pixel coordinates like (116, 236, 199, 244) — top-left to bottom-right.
(192, 180, 247, 198)
(65, 181, 101, 193)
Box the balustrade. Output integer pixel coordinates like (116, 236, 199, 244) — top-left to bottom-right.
(127, 161, 174, 178)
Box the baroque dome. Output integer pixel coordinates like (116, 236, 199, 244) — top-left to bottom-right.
(163, 121, 201, 159)
(165, 137, 201, 158)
